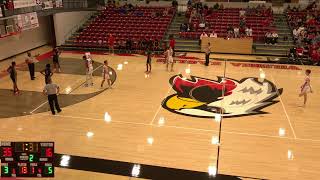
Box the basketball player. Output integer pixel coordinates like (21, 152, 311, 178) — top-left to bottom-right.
(53, 47, 61, 72)
(146, 50, 152, 73)
(165, 46, 174, 72)
(40, 64, 53, 84)
(84, 53, 94, 87)
(7, 61, 20, 95)
(101, 60, 112, 89)
(299, 69, 313, 106)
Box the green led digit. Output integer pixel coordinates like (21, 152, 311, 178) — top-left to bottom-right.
(29, 154, 34, 162)
(48, 166, 53, 174)
(4, 166, 9, 174)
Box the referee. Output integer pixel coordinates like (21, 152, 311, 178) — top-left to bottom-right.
(43, 79, 62, 115)
(25, 52, 35, 80)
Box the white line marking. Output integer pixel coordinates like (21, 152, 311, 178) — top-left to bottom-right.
(37, 113, 320, 142)
(29, 65, 103, 114)
(270, 75, 297, 139)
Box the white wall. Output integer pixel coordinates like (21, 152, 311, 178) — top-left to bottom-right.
(53, 11, 95, 46)
(0, 16, 51, 61)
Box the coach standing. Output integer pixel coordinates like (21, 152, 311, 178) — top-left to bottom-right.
(204, 42, 212, 66)
(25, 52, 35, 80)
(43, 79, 62, 115)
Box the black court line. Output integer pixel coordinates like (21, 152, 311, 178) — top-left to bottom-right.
(54, 153, 267, 180)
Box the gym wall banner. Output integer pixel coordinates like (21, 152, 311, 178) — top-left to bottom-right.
(54, 0, 63, 8)
(0, 7, 3, 18)
(15, 12, 39, 31)
(13, 0, 37, 9)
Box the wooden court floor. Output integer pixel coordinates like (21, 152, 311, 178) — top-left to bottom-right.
(0, 50, 319, 179)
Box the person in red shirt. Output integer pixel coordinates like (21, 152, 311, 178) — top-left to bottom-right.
(108, 33, 115, 54)
(169, 35, 176, 57)
(311, 49, 320, 65)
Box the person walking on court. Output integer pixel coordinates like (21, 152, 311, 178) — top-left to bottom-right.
(204, 42, 212, 66)
(101, 60, 112, 89)
(165, 46, 174, 72)
(299, 69, 313, 107)
(146, 50, 152, 73)
(40, 64, 53, 84)
(53, 47, 61, 72)
(7, 61, 20, 95)
(25, 52, 36, 80)
(84, 53, 94, 87)
(43, 79, 62, 115)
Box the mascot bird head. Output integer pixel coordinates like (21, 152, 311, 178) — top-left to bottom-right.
(162, 75, 282, 118)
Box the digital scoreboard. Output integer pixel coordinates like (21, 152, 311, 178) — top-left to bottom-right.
(0, 142, 54, 177)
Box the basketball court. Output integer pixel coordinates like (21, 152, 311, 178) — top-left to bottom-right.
(0, 47, 320, 179)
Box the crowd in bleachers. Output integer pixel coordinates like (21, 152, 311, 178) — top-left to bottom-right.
(286, 1, 320, 65)
(74, 4, 176, 52)
(179, 1, 275, 41)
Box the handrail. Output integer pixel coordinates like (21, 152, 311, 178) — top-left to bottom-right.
(63, 11, 96, 44)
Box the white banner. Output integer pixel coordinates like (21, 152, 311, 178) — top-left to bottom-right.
(13, 0, 37, 9)
(0, 7, 3, 18)
(54, 0, 63, 8)
(37, 0, 54, 9)
(15, 12, 39, 31)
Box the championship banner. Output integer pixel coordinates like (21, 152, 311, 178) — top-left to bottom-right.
(13, 0, 37, 9)
(15, 12, 39, 31)
(36, 0, 53, 9)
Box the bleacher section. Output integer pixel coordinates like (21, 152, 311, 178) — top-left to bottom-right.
(63, 6, 176, 51)
(180, 8, 274, 41)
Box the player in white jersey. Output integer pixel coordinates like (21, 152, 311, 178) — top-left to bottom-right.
(101, 60, 112, 89)
(165, 46, 174, 72)
(84, 53, 94, 87)
(299, 69, 313, 106)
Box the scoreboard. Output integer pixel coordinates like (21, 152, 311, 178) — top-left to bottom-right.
(0, 142, 54, 177)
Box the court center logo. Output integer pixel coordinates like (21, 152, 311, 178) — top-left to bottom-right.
(162, 75, 282, 118)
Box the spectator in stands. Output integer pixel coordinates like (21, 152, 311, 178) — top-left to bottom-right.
(213, 3, 219, 10)
(271, 32, 279, 45)
(154, 39, 160, 51)
(311, 49, 320, 65)
(200, 32, 208, 45)
(108, 34, 115, 54)
(172, 0, 178, 8)
(234, 26, 240, 38)
(293, 27, 298, 42)
(265, 32, 272, 44)
(227, 25, 234, 38)
(245, 26, 253, 37)
(209, 31, 217, 38)
(239, 9, 246, 18)
(126, 38, 132, 53)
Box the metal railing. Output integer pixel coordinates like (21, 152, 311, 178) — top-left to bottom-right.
(62, 11, 97, 44)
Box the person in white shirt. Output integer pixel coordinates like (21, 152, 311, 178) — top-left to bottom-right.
(199, 32, 208, 45)
(234, 27, 240, 38)
(209, 31, 217, 38)
(271, 32, 279, 45)
(84, 52, 94, 87)
(245, 26, 252, 37)
(101, 60, 112, 89)
(165, 46, 174, 72)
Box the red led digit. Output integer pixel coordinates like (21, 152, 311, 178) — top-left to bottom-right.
(45, 148, 53, 157)
(2, 147, 12, 157)
(38, 167, 42, 174)
(31, 166, 35, 174)
(21, 166, 28, 174)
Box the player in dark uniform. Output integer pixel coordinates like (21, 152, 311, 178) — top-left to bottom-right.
(53, 47, 61, 72)
(7, 61, 20, 95)
(146, 50, 152, 73)
(40, 64, 53, 84)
